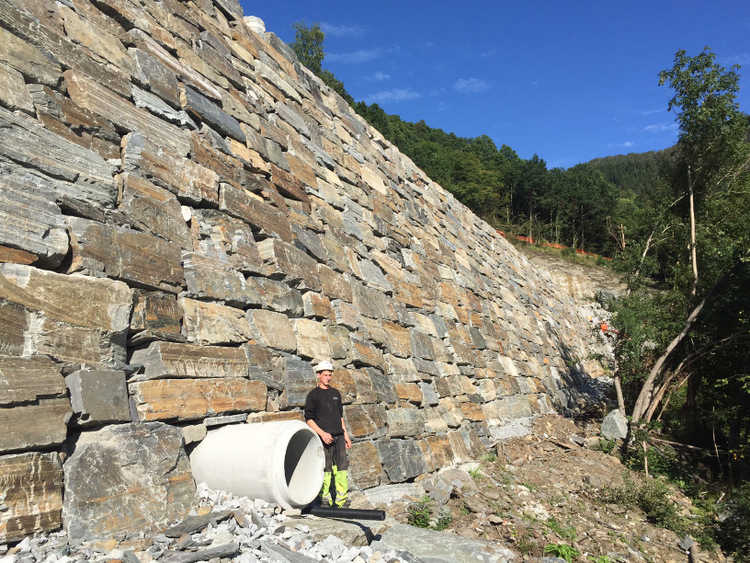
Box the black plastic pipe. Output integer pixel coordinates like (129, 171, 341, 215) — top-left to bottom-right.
(303, 506, 386, 520)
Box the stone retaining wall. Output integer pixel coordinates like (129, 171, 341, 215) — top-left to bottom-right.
(0, 0, 608, 544)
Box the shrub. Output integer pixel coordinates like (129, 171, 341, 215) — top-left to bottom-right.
(544, 542, 580, 562)
(717, 483, 750, 559)
(407, 496, 432, 529)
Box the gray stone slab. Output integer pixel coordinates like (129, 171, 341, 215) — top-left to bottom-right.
(370, 524, 515, 563)
(65, 369, 130, 427)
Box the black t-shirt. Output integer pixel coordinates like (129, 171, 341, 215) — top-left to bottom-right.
(304, 386, 344, 435)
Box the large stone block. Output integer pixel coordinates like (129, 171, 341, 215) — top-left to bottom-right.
(121, 133, 220, 207)
(293, 318, 332, 362)
(67, 217, 185, 294)
(0, 161, 68, 267)
(65, 70, 191, 156)
(0, 108, 117, 209)
(386, 408, 426, 438)
(65, 369, 130, 427)
(0, 452, 63, 543)
(130, 341, 251, 381)
(0, 264, 132, 366)
(278, 357, 316, 409)
(180, 84, 246, 143)
(129, 290, 183, 344)
(180, 298, 252, 345)
(183, 252, 261, 306)
(0, 355, 66, 406)
(129, 378, 266, 421)
(62, 423, 197, 543)
(258, 238, 322, 291)
(348, 441, 381, 490)
(219, 183, 293, 243)
(118, 173, 192, 250)
(375, 439, 428, 484)
(344, 404, 387, 440)
(0, 398, 71, 453)
(190, 210, 265, 275)
(247, 309, 296, 352)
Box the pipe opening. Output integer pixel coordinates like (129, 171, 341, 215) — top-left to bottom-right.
(285, 428, 323, 502)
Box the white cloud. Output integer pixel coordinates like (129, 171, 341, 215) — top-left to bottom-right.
(642, 122, 678, 133)
(365, 88, 421, 104)
(366, 71, 391, 81)
(637, 108, 665, 116)
(724, 52, 750, 66)
(454, 78, 491, 94)
(327, 48, 384, 64)
(320, 22, 364, 38)
(608, 141, 636, 149)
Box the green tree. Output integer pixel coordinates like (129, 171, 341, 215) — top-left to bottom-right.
(290, 21, 325, 74)
(612, 48, 750, 475)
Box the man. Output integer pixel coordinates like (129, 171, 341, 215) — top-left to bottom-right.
(304, 360, 351, 508)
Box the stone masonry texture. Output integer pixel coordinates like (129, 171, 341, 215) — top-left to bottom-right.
(0, 0, 609, 543)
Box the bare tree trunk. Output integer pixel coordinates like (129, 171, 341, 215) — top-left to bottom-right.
(614, 374, 626, 413)
(644, 371, 678, 422)
(688, 166, 698, 299)
(631, 262, 738, 424)
(633, 230, 654, 281)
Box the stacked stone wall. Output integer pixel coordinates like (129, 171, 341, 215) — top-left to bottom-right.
(0, 0, 608, 543)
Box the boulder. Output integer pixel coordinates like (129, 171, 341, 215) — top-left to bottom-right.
(62, 422, 198, 543)
(601, 409, 629, 441)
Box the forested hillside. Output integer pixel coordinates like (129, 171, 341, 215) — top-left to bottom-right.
(290, 25, 750, 558)
(589, 150, 668, 194)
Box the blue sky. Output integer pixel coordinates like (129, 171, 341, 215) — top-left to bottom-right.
(241, 2, 750, 169)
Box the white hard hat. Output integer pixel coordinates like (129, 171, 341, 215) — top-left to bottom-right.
(314, 360, 334, 372)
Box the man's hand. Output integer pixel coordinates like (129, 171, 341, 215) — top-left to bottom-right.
(344, 432, 352, 449)
(320, 431, 333, 445)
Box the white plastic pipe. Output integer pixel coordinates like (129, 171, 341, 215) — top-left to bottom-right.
(189, 420, 325, 510)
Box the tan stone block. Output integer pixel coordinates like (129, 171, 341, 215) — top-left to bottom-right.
(293, 318, 332, 362)
(351, 339, 386, 371)
(180, 298, 252, 345)
(0, 452, 63, 543)
(344, 404, 386, 440)
(258, 238, 321, 291)
(58, 6, 134, 75)
(395, 382, 422, 405)
(418, 435, 456, 473)
(130, 378, 266, 421)
(331, 299, 361, 330)
(247, 309, 296, 352)
(386, 408, 425, 438)
(285, 152, 318, 189)
(0, 246, 36, 266)
(130, 290, 182, 342)
(118, 173, 192, 250)
(302, 292, 333, 320)
(0, 356, 66, 406)
(460, 402, 487, 422)
(0, 264, 132, 365)
(330, 368, 356, 403)
(348, 441, 381, 489)
(246, 411, 304, 424)
(0, 63, 34, 114)
(350, 369, 377, 403)
(381, 321, 411, 358)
